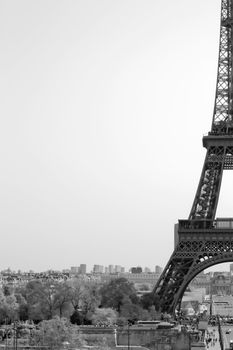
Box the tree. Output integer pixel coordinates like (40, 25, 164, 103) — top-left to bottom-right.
(31, 317, 69, 347)
(22, 280, 45, 321)
(3, 285, 13, 296)
(0, 289, 19, 323)
(15, 292, 28, 321)
(141, 292, 160, 312)
(30, 317, 85, 348)
(100, 278, 139, 312)
(68, 279, 100, 324)
(23, 280, 60, 321)
(138, 284, 150, 291)
(81, 283, 101, 321)
(37, 280, 60, 319)
(68, 279, 86, 311)
(70, 310, 84, 325)
(69, 324, 86, 348)
(53, 282, 72, 318)
(91, 308, 118, 326)
(5, 295, 19, 321)
(120, 298, 149, 322)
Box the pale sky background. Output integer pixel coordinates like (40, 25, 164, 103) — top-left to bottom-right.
(1, 0, 232, 273)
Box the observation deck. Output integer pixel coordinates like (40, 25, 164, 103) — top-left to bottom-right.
(179, 218, 233, 231)
(203, 134, 233, 149)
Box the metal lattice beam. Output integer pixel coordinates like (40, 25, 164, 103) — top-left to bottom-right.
(212, 0, 233, 133)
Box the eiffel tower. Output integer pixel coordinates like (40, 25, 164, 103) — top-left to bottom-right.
(153, 0, 233, 315)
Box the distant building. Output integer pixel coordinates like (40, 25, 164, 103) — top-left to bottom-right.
(70, 266, 79, 274)
(211, 273, 231, 295)
(144, 267, 151, 273)
(108, 265, 114, 274)
(124, 272, 160, 288)
(100, 272, 160, 289)
(131, 267, 142, 274)
(155, 265, 163, 274)
(93, 265, 104, 274)
(190, 273, 211, 294)
(115, 265, 122, 273)
(79, 264, 86, 274)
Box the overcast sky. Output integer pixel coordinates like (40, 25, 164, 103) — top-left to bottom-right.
(1, 0, 231, 273)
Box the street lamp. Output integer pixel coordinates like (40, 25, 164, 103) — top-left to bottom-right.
(12, 322, 18, 350)
(5, 326, 10, 350)
(127, 321, 132, 350)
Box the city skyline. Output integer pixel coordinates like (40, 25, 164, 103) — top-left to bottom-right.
(1, 262, 232, 275)
(1, 261, 233, 275)
(2, 263, 162, 274)
(1, 0, 232, 272)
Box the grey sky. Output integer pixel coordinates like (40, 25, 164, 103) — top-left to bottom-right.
(1, 0, 230, 272)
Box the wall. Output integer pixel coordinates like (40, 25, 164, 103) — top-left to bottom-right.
(79, 326, 190, 350)
(117, 327, 190, 350)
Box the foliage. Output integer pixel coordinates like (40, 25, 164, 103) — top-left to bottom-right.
(5, 295, 19, 321)
(100, 278, 138, 312)
(30, 316, 85, 348)
(21, 280, 71, 320)
(138, 284, 150, 291)
(0, 290, 19, 323)
(0, 277, 159, 326)
(120, 299, 149, 322)
(70, 310, 84, 325)
(67, 279, 86, 311)
(39, 317, 69, 347)
(141, 292, 160, 312)
(68, 280, 101, 324)
(81, 283, 101, 318)
(91, 307, 118, 326)
(20, 281, 45, 321)
(86, 336, 112, 350)
(53, 282, 72, 317)
(3, 285, 14, 296)
(68, 324, 86, 348)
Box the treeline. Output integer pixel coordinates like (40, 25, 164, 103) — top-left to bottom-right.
(1, 277, 160, 326)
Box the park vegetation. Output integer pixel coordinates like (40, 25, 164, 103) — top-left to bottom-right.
(0, 277, 160, 349)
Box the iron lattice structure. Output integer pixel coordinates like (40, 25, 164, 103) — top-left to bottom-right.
(153, 0, 233, 315)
